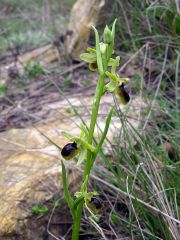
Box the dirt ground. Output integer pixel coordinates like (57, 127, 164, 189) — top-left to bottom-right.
(0, 48, 101, 132)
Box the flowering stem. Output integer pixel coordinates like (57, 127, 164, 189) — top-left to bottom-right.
(72, 201, 84, 240)
(71, 74, 105, 240)
(64, 20, 121, 240)
(83, 73, 105, 178)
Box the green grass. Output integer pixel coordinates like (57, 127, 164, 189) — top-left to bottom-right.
(0, 84, 8, 94)
(22, 62, 45, 79)
(31, 204, 48, 214)
(107, 0, 180, 53)
(92, 96, 179, 239)
(0, 0, 76, 54)
(45, 48, 179, 238)
(90, 42, 180, 238)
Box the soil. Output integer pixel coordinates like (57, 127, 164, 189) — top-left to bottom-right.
(0, 51, 99, 132)
(17, 188, 129, 240)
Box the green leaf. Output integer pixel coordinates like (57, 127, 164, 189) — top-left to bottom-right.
(31, 205, 48, 214)
(0, 84, 8, 94)
(111, 19, 117, 46)
(73, 195, 84, 210)
(61, 160, 74, 214)
(95, 107, 114, 155)
(81, 175, 88, 193)
(77, 148, 87, 166)
(106, 18, 117, 61)
(37, 129, 61, 150)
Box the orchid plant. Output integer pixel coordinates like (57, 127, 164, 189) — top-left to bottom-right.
(61, 19, 130, 240)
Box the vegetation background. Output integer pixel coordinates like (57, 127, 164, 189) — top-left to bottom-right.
(0, 0, 179, 239)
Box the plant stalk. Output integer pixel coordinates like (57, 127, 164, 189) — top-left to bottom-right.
(83, 73, 105, 179)
(71, 73, 105, 240)
(71, 202, 84, 240)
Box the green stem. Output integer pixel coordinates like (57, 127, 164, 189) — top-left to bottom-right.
(83, 73, 105, 178)
(72, 201, 84, 240)
(71, 74, 105, 240)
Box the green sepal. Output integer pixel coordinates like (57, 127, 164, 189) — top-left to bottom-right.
(108, 57, 120, 67)
(104, 71, 119, 92)
(103, 25, 112, 44)
(104, 71, 130, 93)
(99, 42, 108, 54)
(80, 52, 96, 63)
(109, 56, 120, 74)
(92, 26, 104, 75)
(73, 191, 98, 212)
(106, 71, 118, 82)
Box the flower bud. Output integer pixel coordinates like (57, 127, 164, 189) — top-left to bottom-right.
(61, 142, 78, 160)
(87, 197, 102, 214)
(103, 25, 112, 44)
(99, 42, 108, 55)
(116, 84, 130, 105)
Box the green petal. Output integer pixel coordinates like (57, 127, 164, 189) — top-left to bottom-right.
(105, 71, 118, 81)
(87, 47, 96, 54)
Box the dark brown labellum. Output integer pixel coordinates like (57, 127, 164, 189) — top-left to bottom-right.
(117, 84, 130, 105)
(89, 62, 98, 71)
(86, 197, 102, 214)
(61, 142, 78, 160)
(90, 197, 102, 210)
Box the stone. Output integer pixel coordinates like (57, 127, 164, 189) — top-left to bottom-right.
(0, 44, 60, 84)
(0, 94, 145, 239)
(65, 0, 111, 59)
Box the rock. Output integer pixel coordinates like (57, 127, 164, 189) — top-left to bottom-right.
(65, 0, 111, 59)
(0, 44, 60, 84)
(0, 94, 145, 239)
